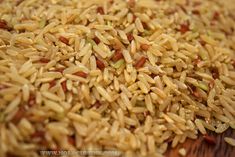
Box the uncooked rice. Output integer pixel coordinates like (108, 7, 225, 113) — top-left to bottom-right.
(178, 148, 186, 157)
(0, 0, 235, 157)
(224, 137, 235, 147)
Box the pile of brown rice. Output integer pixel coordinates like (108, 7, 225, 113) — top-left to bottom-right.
(0, 0, 235, 156)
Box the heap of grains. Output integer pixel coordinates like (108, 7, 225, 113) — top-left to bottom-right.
(0, 0, 235, 157)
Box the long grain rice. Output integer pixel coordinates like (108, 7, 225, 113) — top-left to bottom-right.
(224, 137, 235, 146)
(0, 1, 235, 157)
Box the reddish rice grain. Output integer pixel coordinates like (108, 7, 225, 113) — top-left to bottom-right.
(11, 106, 26, 124)
(59, 36, 69, 45)
(193, 90, 201, 99)
(140, 44, 150, 51)
(32, 132, 48, 146)
(93, 37, 100, 44)
(150, 73, 157, 79)
(39, 58, 50, 63)
(187, 84, 196, 94)
(142, 22, 148, 29)
(28, 93, 36, 107)
(210, 67, 219, 79)
(192, 10, 200, 15)
(93, 101, 102, 108)
(61, 80, 67, 92)
(67, 136, 76, 146)
(54, 68, 65, 73)
(96, 58, 105, 70)
(193, 58, 201, 66)
(112, 50, 123, 62)
(134, 56, 147, 69)
(97, 7, 104, 15)
(31, 130, 45, 138)
(127, 33, 134, 42)
(199, 40, 206, 46)
(203, 134, 216, 145)
(27, 114, 46, 123)
(179, 22, 190, 34)
(37, 138, 49, 146)
(49, 80, 56, 88)
(73, 71, 88, 78)
(192, 89, 202, 100)
(232, 60, 235, 68)
(0, 19, 11, 30)
(212, 11, 220, 21)
(132, 15, 137, 22)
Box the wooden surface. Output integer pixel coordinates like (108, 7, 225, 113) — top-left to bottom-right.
(166, 129, 235, 157)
